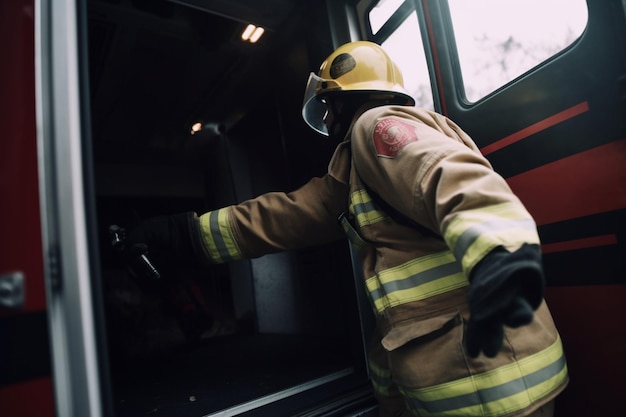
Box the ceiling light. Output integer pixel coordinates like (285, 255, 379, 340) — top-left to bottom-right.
(241, 24, 255, 41)
(190, 122, 202, 135)
(241, 24, 265, 43)
(250, 26, 265, 43)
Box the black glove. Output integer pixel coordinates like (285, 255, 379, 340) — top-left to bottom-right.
(110, 232, 161, 281)
(124, 212, 205, 269)
(465, 244, 544, 358)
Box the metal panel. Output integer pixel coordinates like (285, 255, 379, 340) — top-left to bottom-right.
(35, 0, 106, 415)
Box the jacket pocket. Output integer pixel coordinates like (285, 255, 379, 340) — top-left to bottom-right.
(385, 311, 466, 390)
(382, 311, 461, 351)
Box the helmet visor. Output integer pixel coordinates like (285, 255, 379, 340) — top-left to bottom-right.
(302, 72, 329, 136)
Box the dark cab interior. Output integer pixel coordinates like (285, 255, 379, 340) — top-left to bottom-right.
(87, 0, 375, 416)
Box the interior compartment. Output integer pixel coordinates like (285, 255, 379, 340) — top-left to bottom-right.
(99, 233, 366, 416)
(87, 0, 374, 415)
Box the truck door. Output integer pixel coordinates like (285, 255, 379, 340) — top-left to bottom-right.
(424, 1, 625, 414)
(1, 0, 112, 416)
(333, 0, 625, 415)
(0, 1, 55, 416)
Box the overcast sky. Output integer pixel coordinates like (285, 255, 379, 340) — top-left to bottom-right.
(373, 0, 589, 104)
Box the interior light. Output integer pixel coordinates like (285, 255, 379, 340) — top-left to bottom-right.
(190, 122, 202, 135)
(189, 121, 224, 136)
(241, 24, 256, 41)
(241, 24, 265, 43)
(249, 26, 265, 43)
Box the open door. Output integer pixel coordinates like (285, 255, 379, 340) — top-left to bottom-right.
(422, 0, 626, 414)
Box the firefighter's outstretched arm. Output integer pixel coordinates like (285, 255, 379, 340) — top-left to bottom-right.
(123, 174, 348, 269)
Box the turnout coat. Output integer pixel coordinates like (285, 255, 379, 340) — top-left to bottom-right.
(195, 105, 569, 417)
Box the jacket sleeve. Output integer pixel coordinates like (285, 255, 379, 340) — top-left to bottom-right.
(195, 174, 349, 263)
(351, 106, 541, 277)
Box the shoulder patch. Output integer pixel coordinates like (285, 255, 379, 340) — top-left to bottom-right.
(372, 118, 419, 158)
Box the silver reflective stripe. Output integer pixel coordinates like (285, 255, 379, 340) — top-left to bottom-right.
(199, 209, 243, 263)
(402, 337, 568, 416)
(208, 210, 233, 261)
(368, 261, 463, 304)
(352, 198, 377, 218)
(452, 218, 537, 261)
(368, 358, 393, 396)
(350, 189, 386, 226)
(413, 356, 565, 413)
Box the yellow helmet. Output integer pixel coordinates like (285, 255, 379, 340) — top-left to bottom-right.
(302, 41, 415, 136)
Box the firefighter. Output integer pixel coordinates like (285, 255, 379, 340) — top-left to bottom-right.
(130, 41, 568, 416)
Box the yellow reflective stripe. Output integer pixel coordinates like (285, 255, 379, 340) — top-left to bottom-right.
(369, 358, 393, 396)
(445, 203, 540, 273)
(402, 335, 568, 417)
(199, 209, 244, 263)
(350, 189, 386, 226)
(365, 251, 468, 312)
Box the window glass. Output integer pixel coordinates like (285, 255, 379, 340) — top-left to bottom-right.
(448, 0, 588, 102)
(369, 0, 405, 34)
(381, 11, 434, 111)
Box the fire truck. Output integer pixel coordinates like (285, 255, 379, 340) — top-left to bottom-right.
(1, 0, 625, 416)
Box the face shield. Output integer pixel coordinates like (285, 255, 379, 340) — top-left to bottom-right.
(302, 72, 331, 136)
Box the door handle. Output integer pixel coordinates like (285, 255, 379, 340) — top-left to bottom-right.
(0, 271, 25, 309)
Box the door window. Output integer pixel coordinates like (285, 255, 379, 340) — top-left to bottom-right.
(447, 0, 588, 102)
(381, 11, 434, 110)
(369, 0, 406, 34)
(367, 1, 434, 110)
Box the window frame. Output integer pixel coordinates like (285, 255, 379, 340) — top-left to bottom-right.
(357, 0, 442, 111)
(357, 0, 589, 110)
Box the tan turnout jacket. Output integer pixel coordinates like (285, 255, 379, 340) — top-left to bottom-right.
(196, 106, 568, 417)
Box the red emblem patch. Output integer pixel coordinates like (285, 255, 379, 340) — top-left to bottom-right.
(372, 118, 419, 158)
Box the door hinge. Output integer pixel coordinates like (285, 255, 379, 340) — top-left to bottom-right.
(48, 244, 62, 291)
